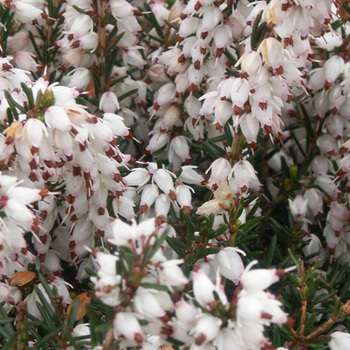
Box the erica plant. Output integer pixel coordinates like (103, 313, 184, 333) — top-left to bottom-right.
(0, 0, 349, 349)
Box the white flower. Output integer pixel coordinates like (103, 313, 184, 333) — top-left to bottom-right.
(93, 275, 121, 307)
(154, 168, 176, 200)
(215, 247, 245, 284)
(288, 195, 308, 221)
(240, 261, 280, 294)
(207, 158, 231, 187)
(134, 288, 165, 319)
(191, 314, 222, 346)
(99, 91, 120, 113)
(329, 332, 350, 350)
(158, 260, 188, 287)
(124, 168, 150, 187)
(113, 312, 144, 346)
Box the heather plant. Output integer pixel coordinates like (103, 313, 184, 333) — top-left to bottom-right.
(0, 0, 349, 349)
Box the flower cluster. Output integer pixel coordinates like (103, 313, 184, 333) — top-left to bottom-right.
(0, 0, 349, 349)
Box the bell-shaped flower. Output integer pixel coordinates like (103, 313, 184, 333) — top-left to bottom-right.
(215, 247, 245, 284)
(191, 314, 222, 346)
(134, 288, 165, 319)
(329, 332, 350, 350)
(155, 194, 171, 219)
(113, 312, 144, 346)
(99, 91, 120, 113)
(324, 56, 344, 88)
(302, 234, 324, 264)
(140, 184, 159, 213)
(207, 158, 231, 187)
(240, 261, 280, 293)
(154, 168, 176, 200)
(158, 260, 188, 287)
(231, 159, 258, 192)
(239, 113, 259, 147)
(288, 195, 308, 221)
(176, 185, 192, 212)
(45, 106, 72, 132)
(124, 168, 150, 187)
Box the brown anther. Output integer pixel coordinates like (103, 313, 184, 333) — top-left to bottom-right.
(201, 31, 208, 40)
(234, 105, 242, 115)
(153, 101, 160, 110)
(71, 40, 81, 49)
(31, 146, 39, 155)
(78, 142, 86, 151)
(40, 210, 48, 221)
(263, 125, 273, 134)
(168, 190, 177, 201)
(281, 2, 289, 10)
(180, 12, 187, 20)
(29, 158, 37, 170)
(72, 166, 81, 176)
(140, 204, 148, 214)
(39, 253, 46, 263)
(275, 66, 284, 75)
(240, 185, 248, 192)
(177, 54, 186, 64)
(40, 234, 47, 245)
(307, 53, 314, 61)
(96, 229, 105, 238)
(2, 63, 12, 72)
(259, 102, 268, 110)
(129, 157, 137, 165)
(42, 172, 50, 181)
(68, 194, 76, 204)
(249, 141, 257, 148)
(70, 214, 78, 222)
(215, 122, 223, 131)
(194, 60, 201, 70)
(194, 1, 202, 11)
(215, 47, 223, 57)
(44, 159, 54, 168)
(38, 189, 49, 198)
(190, 83, 197, 92)
(56, 160, 65, 168)
(183, 206, 191, 215)
(261, 311, 273, 319)
(200, 47, 206, 55)
(176, 34, 184, 43)
(105, 147, 115, 158)
(97, 207, 105, 215)
(126, 131, 134, 140)
(324, 80, 332, 90)
(113, 173, 123, 182)
(133, 9, 142, 16)
(83, 172, 91, 180)
(134, 333, 144, 344)
(276, 268, 285, 277)
(29, 172, 39, 182)
(156, 215, 164, 226)
(114, 153, 123, 163)
(195, 334, 206, 346)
